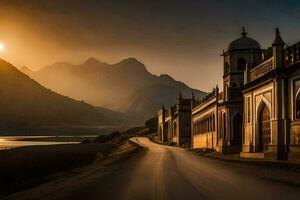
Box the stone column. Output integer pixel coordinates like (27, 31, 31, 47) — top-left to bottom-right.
(216, 85, 219, 147)
(270, 28, 287, 159)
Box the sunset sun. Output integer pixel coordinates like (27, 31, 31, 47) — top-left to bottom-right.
(0, 43, 5, 51)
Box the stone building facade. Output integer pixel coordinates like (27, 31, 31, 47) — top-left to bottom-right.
(157, 94, 192, 147)
(158, 27, 300, 160)
(241, 29, 300, 160)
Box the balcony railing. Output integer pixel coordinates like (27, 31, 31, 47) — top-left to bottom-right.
(192, 88, 217, 108)
(285, 42, 300, 67)
(250, 58, 274, 81)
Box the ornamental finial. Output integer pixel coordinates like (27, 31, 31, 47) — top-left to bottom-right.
(241, 26, 247, 37)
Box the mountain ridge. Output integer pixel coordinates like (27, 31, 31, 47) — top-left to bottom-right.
(21, 57, 207, 123)
(0, 58, 132, 133)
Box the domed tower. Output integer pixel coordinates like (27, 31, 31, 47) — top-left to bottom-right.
(222, 27, 262, 101)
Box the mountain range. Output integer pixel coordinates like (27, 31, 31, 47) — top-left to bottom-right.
(0, 59, 130, 133)
(21, 57, 206, 123)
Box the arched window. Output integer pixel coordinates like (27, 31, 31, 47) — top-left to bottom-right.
(296, 92, 300, 119)
(237, 58, 246, 71)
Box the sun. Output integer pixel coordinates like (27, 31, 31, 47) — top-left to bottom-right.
(0, 43, 5, 51)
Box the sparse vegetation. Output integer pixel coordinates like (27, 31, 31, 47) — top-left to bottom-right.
(93, 126, 147, 144)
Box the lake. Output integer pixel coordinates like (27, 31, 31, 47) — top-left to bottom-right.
(0, 125, 132, 150)
(0, 135, 97, 150)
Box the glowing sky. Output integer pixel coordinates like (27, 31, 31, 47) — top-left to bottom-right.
(0, 0, 299, 91)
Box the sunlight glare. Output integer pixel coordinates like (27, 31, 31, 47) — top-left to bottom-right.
(0, 43, 5, 51)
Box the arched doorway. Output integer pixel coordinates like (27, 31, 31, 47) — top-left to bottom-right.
(159, 126, 163, 141)
(259, 104, 271, 151)
(164, 123, 169, 142)
(233, 113, 243, 146)
(296, 90, 300, 119)
(173, 121, 177, 138)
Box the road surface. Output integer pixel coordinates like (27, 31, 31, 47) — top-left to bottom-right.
(5, 137, 300, 200)
(122, 137, 300, 200)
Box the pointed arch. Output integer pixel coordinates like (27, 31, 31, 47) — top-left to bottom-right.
(159, 125, 163, 141)
(256, 96, 272, 122)
(258, 104, 271, 151)
(164, 122, 169, 142)
(295, 88, 300, 119)
(173, 121, 177, 138)
(255, 96, 272, 151)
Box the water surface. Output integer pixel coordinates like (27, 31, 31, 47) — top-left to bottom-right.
(0, 135, 96, 150)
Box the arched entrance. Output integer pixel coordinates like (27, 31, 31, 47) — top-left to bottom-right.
(259, 104, 271, 151)
(233, 113, 243, 147)
(173, 121, 177, 138)
(159, 126, 163, 141)
(296, 90, 300, 119)
(164, 123, 169, 142)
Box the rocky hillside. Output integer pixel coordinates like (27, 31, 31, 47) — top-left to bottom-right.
(0, 59, 130, 132)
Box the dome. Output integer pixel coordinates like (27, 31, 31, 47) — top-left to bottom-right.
(227, 28, 260, 51)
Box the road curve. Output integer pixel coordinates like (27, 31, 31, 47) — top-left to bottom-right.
(123, 137, 300, 200)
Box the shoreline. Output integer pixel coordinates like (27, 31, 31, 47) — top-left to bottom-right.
(0, 142, 114, 197)
(0, 127, 148, 198)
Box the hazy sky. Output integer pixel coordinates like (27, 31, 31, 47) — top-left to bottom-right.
(0, 0, 299, 91)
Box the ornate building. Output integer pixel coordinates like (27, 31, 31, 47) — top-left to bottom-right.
(157, 93, 192, 147)
(158, 27, 300, 160)
(241, 28, 300, 160)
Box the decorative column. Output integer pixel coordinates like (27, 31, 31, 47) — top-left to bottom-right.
(271, 28, 287, 159)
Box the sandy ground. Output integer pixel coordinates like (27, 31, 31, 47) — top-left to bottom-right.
(3, 137, 300, 200)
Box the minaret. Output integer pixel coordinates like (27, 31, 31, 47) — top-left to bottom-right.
(272, 28, 285, 68)
(272, 28, 287, 159)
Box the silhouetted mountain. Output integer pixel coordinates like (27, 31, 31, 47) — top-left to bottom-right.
(0, 59, 130, 132)
(19, 66, 33, 75)
(121, 84, 186, 121)
(22, 57, 206, 123)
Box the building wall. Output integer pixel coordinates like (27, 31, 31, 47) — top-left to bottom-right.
(193, 112, 217, 149)
(157, 109, 164, 141)
(172, 118, 179, 144)
(243, 82, 274, 153)
(192, 97, 218, 150)
(157, 98, 192, 147)
(288, 70, 300, 159)
(224, 50, 262, 89)
(157, 31, 300, 160)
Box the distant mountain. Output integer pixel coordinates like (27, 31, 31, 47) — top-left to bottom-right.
(0, 59, 130, 133)
(22, 57, 206, 123)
